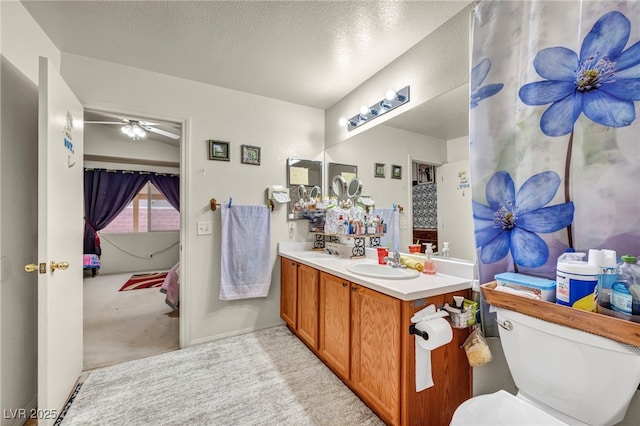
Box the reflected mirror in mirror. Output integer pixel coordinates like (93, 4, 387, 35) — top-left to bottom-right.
(328, 162, 357, 198)
(309, 185, 321, 199)
(331, 175, 347, 201)
(347, 177, 363, 201)
(287, 158, 322, 220)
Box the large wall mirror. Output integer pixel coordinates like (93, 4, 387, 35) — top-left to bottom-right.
(323, 85, 476, 262)
(287, 158, 322, 220)
(327, 162, 357, 198)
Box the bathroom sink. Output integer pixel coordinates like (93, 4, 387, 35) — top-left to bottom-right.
(346, 262, 420, 280)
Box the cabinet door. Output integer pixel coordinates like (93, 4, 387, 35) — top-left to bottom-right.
(280, 257, 297, 329)
(297, 264, 319, 349)
(351, 284, 401, 425)
(319, 272, 351, 381)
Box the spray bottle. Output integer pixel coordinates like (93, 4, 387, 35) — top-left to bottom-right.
(423, 243, 436, 275)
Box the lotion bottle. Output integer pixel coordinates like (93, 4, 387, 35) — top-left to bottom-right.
(423, 244, 436, 275)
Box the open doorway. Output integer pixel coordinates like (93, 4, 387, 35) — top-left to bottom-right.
(411, 160, 439, 253)
(82, 109, 181, 370)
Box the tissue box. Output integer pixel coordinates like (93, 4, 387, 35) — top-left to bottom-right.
(495, 272, 556, 302)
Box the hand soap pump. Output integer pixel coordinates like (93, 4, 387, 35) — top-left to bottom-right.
(442, 242, 450, 258)
(423, 243, 436, 275)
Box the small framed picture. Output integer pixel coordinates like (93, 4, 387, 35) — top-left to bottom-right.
(417, 163, 435, 184)
(208, 140, 230, 161)
(241, 144, 261, 165)
(374, 163, 386, 178)
(392, 164, 402, 179)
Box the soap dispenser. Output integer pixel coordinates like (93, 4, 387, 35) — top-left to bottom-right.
(423, 244, 436, 275)
(442, 242, 450, 258)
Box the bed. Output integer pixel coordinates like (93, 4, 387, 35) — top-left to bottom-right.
(160, 262, 180, 309)
(83, 254, 101, 277)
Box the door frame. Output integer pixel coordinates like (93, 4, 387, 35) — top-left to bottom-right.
(81, 103, 190, 347)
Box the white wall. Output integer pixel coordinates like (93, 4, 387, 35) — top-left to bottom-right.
(0, 1, 61, 422)
(59, 52, 325, 346)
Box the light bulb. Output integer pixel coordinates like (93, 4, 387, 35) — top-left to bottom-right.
(121, 124, 133, 135)
(339, 117, 348, 127)
(385, 89, 397, 101)
(360, 105, 370, 115)
(132, 126, 145, 137)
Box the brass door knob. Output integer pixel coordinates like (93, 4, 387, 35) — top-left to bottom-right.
(50, 261, 69, 271)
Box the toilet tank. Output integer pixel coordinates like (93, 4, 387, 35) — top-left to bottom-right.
(495, 306, 640, 426)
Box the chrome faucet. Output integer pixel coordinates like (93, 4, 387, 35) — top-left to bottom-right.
(325, 246, 339, 256)
(383, 250, 403, 268)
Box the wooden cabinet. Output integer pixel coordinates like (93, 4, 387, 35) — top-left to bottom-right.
(280, 257, 298, 329)
(281, 257, 471, 426)
(319, 272, 351, 381)
(297, 264, 319, 350)
(351, 284, 402, 425)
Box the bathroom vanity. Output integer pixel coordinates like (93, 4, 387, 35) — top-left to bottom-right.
(279, 243, 475, 426)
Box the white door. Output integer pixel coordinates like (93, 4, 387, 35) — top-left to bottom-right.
(436, 160, 475, 262)
(35, 56, 84, 424)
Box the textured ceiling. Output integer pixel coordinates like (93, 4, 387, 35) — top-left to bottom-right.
(22, 0, 471, 110)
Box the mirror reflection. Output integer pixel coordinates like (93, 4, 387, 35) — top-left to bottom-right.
(327, 162, 357, 198)
(324, 85, 475, 262)
(287, 158, 322, 220)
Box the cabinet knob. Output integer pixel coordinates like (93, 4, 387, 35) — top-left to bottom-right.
(351, 286, 357, 292)
(342, 282, 347, 288)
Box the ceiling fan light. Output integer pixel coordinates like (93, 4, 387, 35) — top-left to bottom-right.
(132, 126, 145, 137)
(121, 124, 133, 135)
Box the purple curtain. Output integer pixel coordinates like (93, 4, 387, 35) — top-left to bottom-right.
(149, 174, 180, 211)
(84, 170, 148, 255)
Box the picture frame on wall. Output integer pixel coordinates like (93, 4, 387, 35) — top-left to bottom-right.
(374, 163, 386, 178)
(391, 164, 402, 179)
(417, 163, 435, 184)
(208, 140, 230, 161)
(241, 144, 261, 165)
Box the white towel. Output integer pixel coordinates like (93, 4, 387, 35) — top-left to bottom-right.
(220, 204, 271, 300)
(373, 207, 400, 252)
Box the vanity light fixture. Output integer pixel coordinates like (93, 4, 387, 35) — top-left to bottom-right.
(121, 121, 146, 140)
(340, 85, 410, 132)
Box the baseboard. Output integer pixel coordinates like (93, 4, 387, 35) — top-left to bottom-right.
(186, 322, 284, 347)
(3, 395, 37, 426)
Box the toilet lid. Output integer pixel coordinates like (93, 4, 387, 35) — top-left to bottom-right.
(451, 390, 568, 426)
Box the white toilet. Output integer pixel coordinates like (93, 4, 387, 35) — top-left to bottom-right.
(451, 306, 640, 426)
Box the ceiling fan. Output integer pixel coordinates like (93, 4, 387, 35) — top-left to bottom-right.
(85, 115, 180, 140)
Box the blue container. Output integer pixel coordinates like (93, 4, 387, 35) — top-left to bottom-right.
(495, 272, 556, 302)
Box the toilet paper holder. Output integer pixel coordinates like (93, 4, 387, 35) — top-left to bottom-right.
(409, 324, 429, 341)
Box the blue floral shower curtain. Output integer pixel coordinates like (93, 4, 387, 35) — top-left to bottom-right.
(470, 0, 640, 294)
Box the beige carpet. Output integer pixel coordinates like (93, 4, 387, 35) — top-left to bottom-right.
(83, 272, 179, 370)
(61, 326, 383, 425)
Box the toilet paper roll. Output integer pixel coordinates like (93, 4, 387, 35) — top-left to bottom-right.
(415, 317, 453, 392)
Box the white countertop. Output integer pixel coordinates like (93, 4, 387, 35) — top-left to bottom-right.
(278, 242, 475, 301)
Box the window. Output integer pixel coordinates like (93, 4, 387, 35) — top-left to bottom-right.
(102, 182, 180, 233)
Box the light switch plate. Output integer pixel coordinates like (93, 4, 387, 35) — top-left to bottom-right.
(197, 221, 212, 235)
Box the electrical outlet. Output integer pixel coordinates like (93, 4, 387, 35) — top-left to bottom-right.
(197, 221, 212, 235)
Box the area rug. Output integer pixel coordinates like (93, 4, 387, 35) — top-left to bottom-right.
(59, 326, 383, 425)
(118, 272, 167, 291)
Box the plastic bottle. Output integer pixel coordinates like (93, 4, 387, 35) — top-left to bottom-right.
(595, 249, 617, 308)
(556, 251, 598, 311)
(441, 242, 450, 258)
(613, 255, 640, 315)
(423, 244, 436, 275)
